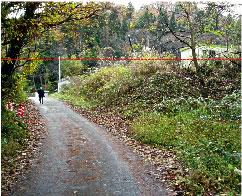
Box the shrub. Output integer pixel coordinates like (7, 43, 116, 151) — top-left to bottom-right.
(80, 65, 133, 103)
(75, 50, 174, 104)
(1, 101, 28, 155)
(62, 55, 85, 77)
(128, 50, 173, 77)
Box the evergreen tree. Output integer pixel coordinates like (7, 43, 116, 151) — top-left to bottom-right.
(169, 12, 177, 31)
(136, 10, 156, 29)
(108, 8, 121, 36)
(156, 10, 169, 37)
(127, 2, 134, 19)
(194, 9, 206, 33)
(121, 17, 129, 40)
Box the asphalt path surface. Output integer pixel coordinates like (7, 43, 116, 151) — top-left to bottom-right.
(11, 98, 168, 196)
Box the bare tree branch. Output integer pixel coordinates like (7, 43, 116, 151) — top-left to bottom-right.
(159, 9, 191, 48)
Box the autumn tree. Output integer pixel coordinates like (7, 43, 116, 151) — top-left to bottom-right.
(157, 2, 240, 96)
(155, 3, 209, 92)
(1, 2, 103, 98)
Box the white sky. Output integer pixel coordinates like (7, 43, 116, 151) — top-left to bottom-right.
(10, 0, 241, 11)
(90, 0, 242, 11)
(6, 0, 242, 17)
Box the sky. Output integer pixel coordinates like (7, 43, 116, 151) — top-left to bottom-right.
(77, 0, 242, 16)
(88, 0, 242, 10)
(10, 0, 240, 12)
(7, 0, 242, 18)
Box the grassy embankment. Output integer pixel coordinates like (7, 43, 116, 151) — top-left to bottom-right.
(54, 51, 241, 194)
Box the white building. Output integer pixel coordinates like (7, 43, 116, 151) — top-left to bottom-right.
(180, 46, 228, 68)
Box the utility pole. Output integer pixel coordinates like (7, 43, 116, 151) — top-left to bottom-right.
(58, 56, 61, 92)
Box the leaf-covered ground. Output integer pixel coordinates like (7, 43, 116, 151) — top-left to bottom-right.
(58, 98, 190, 195)
(1, 100, 47, 195)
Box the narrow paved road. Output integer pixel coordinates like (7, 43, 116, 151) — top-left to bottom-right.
(11, 98, 168, 196)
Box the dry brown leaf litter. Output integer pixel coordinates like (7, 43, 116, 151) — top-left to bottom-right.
(59, 99, 190, 195)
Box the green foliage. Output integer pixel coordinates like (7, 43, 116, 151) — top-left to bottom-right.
(180, 47, 190, 52)
(80, 65, 132, 103)
(169, 12, 177, 31)
(46, 81, 57, 93)
(80, 48, 98, 68)
(121, 17, 129, 40)
(2, 73, 28, 103)
(131, 94, 241, 194)
(63, 50, 173, 105)
(62, 55, 85, 77)
(53, 85, 97, 109)
(156, 9, 169, 37)
(199, 43, 230, 48)
(108, 8, 121, 35)
(1, 101, 28, 155)
(136, 10, 156, 29)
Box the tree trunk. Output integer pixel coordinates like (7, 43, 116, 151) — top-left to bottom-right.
(32, 75, 36, 91)
(40, 76, 43, 87)
(1, 3, 40, 98)
(226, 38, 229, 51)
(190, 29, 207, 96)
(44, 75, 47, 86)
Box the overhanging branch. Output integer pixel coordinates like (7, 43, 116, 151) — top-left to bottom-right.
(159, 10, 191, 48)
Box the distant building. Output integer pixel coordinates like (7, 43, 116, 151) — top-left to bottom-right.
(180, 46, 228, 68)
(58, 77, 70, 92)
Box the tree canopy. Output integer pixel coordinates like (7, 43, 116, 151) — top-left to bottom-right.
(1, 2, 103, 98)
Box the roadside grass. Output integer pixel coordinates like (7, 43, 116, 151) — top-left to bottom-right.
(199, 43, 231, 48)
(130, 95, 241, 194)
(51, 92, 97, 109)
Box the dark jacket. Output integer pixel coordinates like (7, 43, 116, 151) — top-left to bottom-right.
(38, 89, 45, 97)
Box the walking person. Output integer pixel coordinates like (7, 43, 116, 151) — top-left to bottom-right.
(38, 87, 45, 104)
